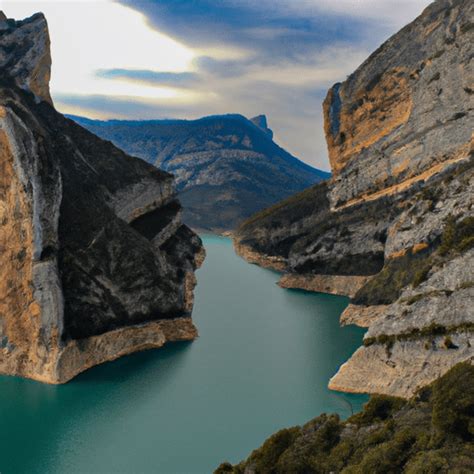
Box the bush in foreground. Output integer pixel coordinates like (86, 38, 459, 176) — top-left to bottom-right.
(215, 363, 474, 474)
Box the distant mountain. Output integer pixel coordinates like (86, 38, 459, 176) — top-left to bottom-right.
(69, 114, 330, 232)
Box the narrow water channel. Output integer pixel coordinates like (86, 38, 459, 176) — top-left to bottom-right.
(0, 235, 367, 474)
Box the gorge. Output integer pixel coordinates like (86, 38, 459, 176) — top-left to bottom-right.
(0, 236, 366, 473)
(0, 1, 472, 473)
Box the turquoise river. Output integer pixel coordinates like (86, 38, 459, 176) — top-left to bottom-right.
(0, 235, 367, 473)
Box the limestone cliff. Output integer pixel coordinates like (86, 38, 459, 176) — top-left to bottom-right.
(324, 0, 472, 208)
(0, 12, 204, 383)
(0, 12, 52, 105)
(234, 0, 473, 398)
(250, 114, 273, 139)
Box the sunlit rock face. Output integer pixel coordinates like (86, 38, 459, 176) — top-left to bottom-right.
(0, 12, 203, 383)
(323, 0, 472, 208)
(234, 0, 473, 398)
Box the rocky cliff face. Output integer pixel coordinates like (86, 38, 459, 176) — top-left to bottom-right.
(234, 0, 473, 398)
(0, 12, 204, 383)
(0, 12, 52, 105)
(324, 0, 472, 208)
(70, 114, 329, 232)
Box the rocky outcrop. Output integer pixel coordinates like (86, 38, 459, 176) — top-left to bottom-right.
(250, 114, 273, 138)
(0, 13, 52, 105)
(234, 0, 473, 398)
(339, 304, 387, 328)
(0, 12, 203, 383)
(278, 274, 370, 298)
(70, 114, 329, 232)
(324, 0, 472, 208)
(233, 240, 286, 271)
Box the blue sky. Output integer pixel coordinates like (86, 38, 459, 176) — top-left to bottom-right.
(2, 0, 431, 169)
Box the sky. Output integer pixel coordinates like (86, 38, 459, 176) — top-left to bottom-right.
(0, 0, 431, 170)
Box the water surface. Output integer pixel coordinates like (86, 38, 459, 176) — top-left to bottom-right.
(0, 235, 366, 473)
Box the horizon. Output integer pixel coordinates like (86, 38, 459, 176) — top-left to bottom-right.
(1, 0, 431, 170)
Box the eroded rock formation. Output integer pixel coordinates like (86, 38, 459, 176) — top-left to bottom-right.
(234, 0, 473, 398)
(324, 0, 472, 208)
(0, 12, 204, 383)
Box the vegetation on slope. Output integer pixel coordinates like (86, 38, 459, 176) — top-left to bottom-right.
(238, 181, 330, 232)
(354, 214, 474, 306)
(216, 363, 474, 474)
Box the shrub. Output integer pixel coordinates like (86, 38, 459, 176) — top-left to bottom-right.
(431, 364, 474, 441)
(247, 426, 301, 472)
(349, 395, 405, 426)
(214, 462, 234, 474)
(353, 248, 433, 305)
(439, 215, 474, 256)
(413, 262, 432, 287)
(404, 451, 449, 473)
(276, 415, 342, 473)
(349, 429, 417, 474)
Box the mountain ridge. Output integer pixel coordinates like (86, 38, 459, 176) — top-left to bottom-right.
(70, 113, 330, 232)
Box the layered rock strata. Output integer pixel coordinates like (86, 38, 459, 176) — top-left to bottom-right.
(0, 12, 203, 383)
(324, 0, 472, 208)
(234, 0, 473, 398)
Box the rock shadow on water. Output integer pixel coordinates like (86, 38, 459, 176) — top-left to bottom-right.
(74, 340, 194, 384)
(0, 341, 194, 473)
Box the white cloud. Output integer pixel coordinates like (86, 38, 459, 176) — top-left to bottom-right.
(245, 45, 370, 86)
(0, 0, 195, 99)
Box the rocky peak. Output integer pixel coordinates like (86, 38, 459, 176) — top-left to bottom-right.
(250, 114, 273, 138)
(0, 11, 53, 105)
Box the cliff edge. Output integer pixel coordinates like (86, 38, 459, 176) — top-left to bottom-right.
(0, 12, 204, 383)
(234, 0, 473, 398)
